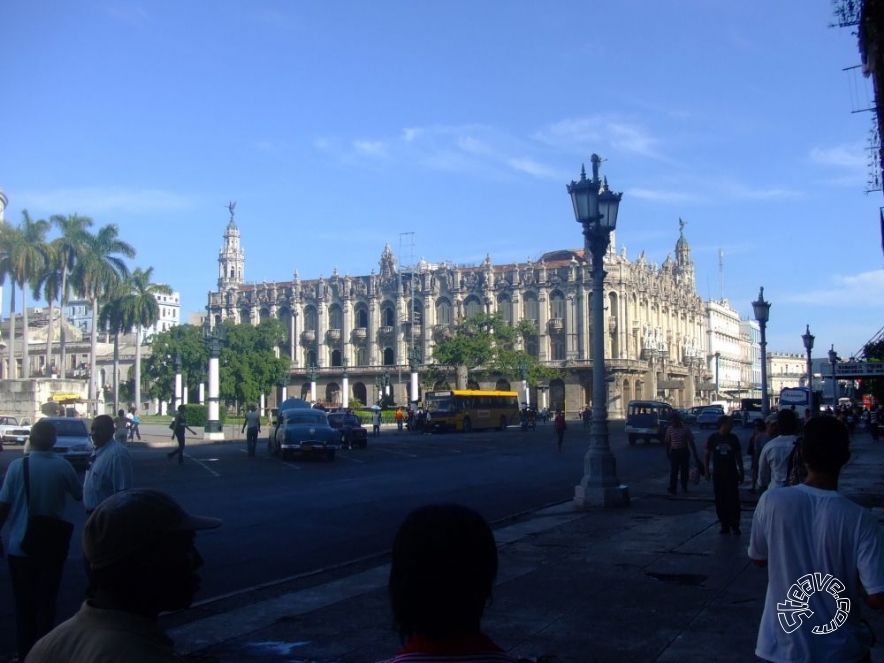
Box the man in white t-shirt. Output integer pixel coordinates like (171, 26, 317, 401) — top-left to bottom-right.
(758, 409, 800, 491)
(749, 416, 884, 662)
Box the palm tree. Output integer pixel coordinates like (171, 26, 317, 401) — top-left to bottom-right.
(121, 267, 172, 412)
(32, 244, 63, 376)
(50, 214, 93, 379)
(98, 282, 130, 412)
(73, 225, 135, 405)
(2, 212, 51, 379)
(0, 220, 17, 378)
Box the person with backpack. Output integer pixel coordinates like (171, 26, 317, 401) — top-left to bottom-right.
(704, 416, 744, 535)
(757, 409, 800, 491)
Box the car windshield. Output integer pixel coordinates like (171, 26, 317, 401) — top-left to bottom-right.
(286, 413, 326, 425)
(0, 416, 19, 426)
(328, 415, 358, 427)
(51, 420, 88, 437)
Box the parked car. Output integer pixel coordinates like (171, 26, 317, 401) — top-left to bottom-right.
(625, 400, 672, 445)
(696, 406, 725, 429)
(270, 408, 339, 461)
(676, 408, 697, 425)
(24, 416, 92, 469)
(327, 412, 368, 449)
(0, 415, 31, 447)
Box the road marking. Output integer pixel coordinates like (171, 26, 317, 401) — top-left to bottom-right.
(375, 447, 417, 458)
(337, 454, 365, 463)
(186, 455, 221, 477)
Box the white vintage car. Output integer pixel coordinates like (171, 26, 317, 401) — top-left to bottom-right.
(0, 415, 32, 446)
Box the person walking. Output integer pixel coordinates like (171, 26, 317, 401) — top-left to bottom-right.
(758, 409, 799, 491)
(127, 408, 141, 442)
(395, 407, 404, 432)
(242, 405, 261, 457)
(372, 409, 382, 437)
(704, 415, 744, 534)
(581, 406, 591, 429)
(113, 409, 130, 446)
(0, 420, 83, 660)
(664, 412, 697, 495)
(84, 415, 134, 516)
(167, 405, 197, 465)
(749, 416, 884, 663)
(553, 411, 567, 451)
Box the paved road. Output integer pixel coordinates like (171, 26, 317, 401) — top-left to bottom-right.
(0, 419, 752, 657)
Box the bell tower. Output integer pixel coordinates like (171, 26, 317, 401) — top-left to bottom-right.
(218, 201, 245, 290)
(674, 217, 695, 290)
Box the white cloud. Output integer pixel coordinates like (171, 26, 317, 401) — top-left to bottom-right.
(505, 157, 559, 179)
(16, 187, 196, 216)
(630, 188, 701, 204)
(533, 115, 661, 158)
(782, 270, 884, 307)
(809, 145, 866, 170)
(353, 140, 387, 157)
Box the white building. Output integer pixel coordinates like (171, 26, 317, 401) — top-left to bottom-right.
(63, 291, 181, 339)
(739, 319, 761, 399)
(706, 299, 747, 404)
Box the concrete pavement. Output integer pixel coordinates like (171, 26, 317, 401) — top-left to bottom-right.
(153, 426, 884, 663)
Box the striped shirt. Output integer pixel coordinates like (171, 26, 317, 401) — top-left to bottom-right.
(664, 425, 693, 450)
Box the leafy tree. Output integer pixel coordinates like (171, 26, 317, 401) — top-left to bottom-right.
(50, 213, 94, 379)
(143, 324, 207, 405)
(858, 340, 884, 405)
(32, 246, 63, 376)
(99, 282, 132, 412)
(219, 319, 290, 408)
(432, 312, 559, 388)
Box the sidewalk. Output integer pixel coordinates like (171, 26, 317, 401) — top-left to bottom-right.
(160, 430, 884, 663)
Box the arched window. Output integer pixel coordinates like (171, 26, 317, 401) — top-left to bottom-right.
(496, 379, 511, 391)
(497, 295, 513, 325)
(436, 298, 452, 325)
(464, 296, 482, 319)
(356, 306, 368, 328)
(304, 306, 317, 331)
(382, 304, 395, 327)
(383, 347, 395, 365)
(549, 291, 565, 319)
(240, 308, 251, 325)
(330, 349, 342, 367)
(523, 292, 539, 323)
(329, 305, 343, 330)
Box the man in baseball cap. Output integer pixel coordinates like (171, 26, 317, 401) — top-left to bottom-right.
(26, 489, 221, 662)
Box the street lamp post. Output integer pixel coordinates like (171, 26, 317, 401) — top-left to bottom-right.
(569, 155, 629, 508)
(752, 287, 772, 417)
(342, 359, 349, 409)
(801, 324, 815, 415)
(278, 377, 288, 404)
(308, 363, 318, 403)
(518, 359, 530, 409)
(383, 369, 391, 401)
(408, 348, 420, 405)
(828, 344, 838, 408)
(203, 321, 226, 439)
(173, 353, 182, 414)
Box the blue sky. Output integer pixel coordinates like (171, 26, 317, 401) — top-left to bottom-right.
(2, 1, 881, 358)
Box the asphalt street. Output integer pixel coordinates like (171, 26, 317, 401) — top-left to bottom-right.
(0, 418, 755, 658)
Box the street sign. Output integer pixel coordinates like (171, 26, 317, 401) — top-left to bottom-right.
(833, 362, 884, 378)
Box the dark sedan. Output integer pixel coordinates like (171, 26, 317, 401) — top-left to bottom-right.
(327, 412, 368, 449)
(271, 408, 339, 461)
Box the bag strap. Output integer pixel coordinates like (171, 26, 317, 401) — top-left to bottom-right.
(23, 456, 32, 515)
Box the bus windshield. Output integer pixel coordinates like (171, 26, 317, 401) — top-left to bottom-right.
(425, 394, 455, 414)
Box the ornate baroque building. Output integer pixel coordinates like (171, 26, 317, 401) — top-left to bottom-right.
(207, 214, 712, 417)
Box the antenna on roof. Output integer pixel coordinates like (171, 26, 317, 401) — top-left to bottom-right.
(718, 249, 725, 301)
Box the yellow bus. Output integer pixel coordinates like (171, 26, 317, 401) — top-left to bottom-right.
(423, 390, 520, 433)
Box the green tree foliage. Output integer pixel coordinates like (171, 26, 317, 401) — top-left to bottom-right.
(219, 318, 290, 406)
(432, 312, 560, 386)
(859, 339, 884, 404)
(143, 320, 289, 409)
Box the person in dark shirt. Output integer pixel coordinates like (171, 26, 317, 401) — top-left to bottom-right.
(704, 415, 744, 535)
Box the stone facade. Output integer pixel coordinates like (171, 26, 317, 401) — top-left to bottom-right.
(209, 216, 713, 417)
